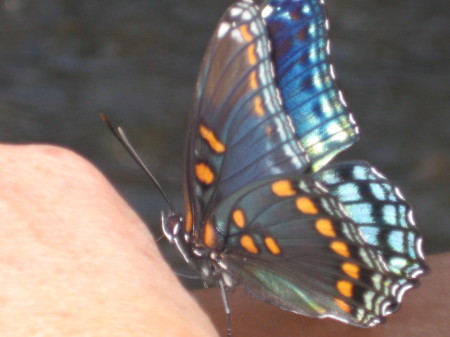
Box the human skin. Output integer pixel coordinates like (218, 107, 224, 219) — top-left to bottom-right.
(0, 144, 447, 337)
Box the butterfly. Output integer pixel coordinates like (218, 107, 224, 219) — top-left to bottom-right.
(159, 0, 428, 334)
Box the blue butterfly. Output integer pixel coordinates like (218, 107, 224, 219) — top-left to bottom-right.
(160, 0, 428, 333)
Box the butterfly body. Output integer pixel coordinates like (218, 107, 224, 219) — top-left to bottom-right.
(161, 0, 428, 332)
(163, 210, 233, 286)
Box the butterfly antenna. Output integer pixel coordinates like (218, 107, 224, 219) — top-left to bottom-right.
(100, 114, 176, 212)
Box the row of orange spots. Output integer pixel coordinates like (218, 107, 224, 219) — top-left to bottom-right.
(332, 237, 356, 313)
(271, 180, 323, 218)
(272, 179, 296, 197)
(271, 180, 350, 261)
(204, 219, 282, 255)
(334, 264, 360, 313)
(239, 24, 257, 65)
(315, 218, 336, 237)
(203, 219, 281, 252)
(239, 24, 262, 121)
(195, 162, 215, 185)
(335, 262, 356, 312)
(232, 207, 281, 255)
(240, 233, 282, 256)
(268, 179, 356, 314)
(199, 124, 226, 154)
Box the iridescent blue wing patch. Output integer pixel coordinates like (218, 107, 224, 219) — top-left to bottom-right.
(261, 0, 359, 171)
(184, 0, 309, 237)
(313, 161, 428, 279)
(207, 173, 408, 327)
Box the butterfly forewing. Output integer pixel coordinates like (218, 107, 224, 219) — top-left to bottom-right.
(261, 0, 359, 171)
(313, 161, 428, 279)
(209, 174, 403, 327)
(185, 0, 309, 236)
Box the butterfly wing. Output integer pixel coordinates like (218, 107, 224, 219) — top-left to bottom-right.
(208, 174, 409, 327)
(178, 0, 426, 328)
(313, 161, 428, 279)
(261, 0, 359, 171)
(184, 0, 309, 237)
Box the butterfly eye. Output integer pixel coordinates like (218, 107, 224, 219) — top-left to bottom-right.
(162, 212, 183, 242)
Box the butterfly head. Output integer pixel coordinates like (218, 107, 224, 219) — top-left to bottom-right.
(161, 211, 184, 244)
(162, 210, 196, 264)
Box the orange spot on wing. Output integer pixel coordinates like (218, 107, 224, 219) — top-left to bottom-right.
(253, 96, 264, 117)
(204, 220, 216, 248)
(271, 180, 296, 197)
(330, 241, 350, 257)
(337, 280, 353, 298)
(265, 125, 273, 136)
(195, 163, 215, 185)
(247, 43, 257, 65)
(342, 263, 360, 280)
(249, 70, 258, 90)
(264, 236, 282, 255)
(185, 206, 193, 233)
(334, 298, 351, 313)
(238, 24, 258, 67)
(232, 209, 246, 229)
(240, 234, 259, 254)
(315, 218, 336, 237)
(295, 197, 319, 214)
(239, 24, 252, 42)
(199, 124, 226, 153)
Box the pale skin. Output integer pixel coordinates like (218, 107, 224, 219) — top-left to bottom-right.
(0, 144, 447, 337)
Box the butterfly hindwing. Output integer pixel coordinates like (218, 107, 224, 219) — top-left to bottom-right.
(207, 174, 404, 327)
(313, 161, 428, 279)
(185, 0, 310, 235)
(261, 0, 359, 171)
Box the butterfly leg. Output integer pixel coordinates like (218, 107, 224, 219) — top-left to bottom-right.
(219, 278, 232, 337)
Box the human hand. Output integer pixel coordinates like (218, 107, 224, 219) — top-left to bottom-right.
(0, 144, 218, 337)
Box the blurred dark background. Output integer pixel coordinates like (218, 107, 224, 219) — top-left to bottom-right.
(1, 0, 448, 273)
